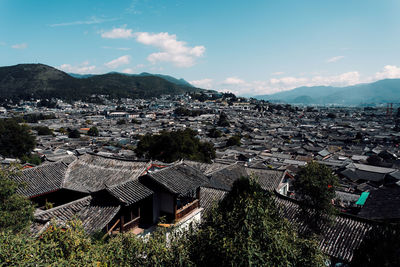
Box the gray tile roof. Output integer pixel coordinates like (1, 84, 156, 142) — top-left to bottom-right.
(199, 186, 227, 214)
(33, 196, 120, 234)
(145, 163, 209, 197)
(63, 154, 150, 192)
(107, 179, 154, 206)
(274, 194, 374, 262)
(13, 162, 68, 198)
(207, 163, 248, 191)
(245, 168, 284, 191)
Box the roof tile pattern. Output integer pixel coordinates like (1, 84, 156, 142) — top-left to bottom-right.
(13, 162, 67, 198)
(34, 196, 120, 234)
(146, 163, 209, 196)
(245, 168, 284, 191)
(63, 154, 149, 192)
(107, 179, 154, 206)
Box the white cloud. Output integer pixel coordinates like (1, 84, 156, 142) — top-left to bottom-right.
(327, 56, 345, 63)
(222, 77, 245, 85)
(135, 32, 205, 67)
(375, 65, 400, 79)
(190, 78, 213, 89)
(50, 16, 117, 27)
(122, 68, 135, 74)
(271, 71, 284, 75)
(101, 28, 205, 67)
(11, 43, 27, 49)
(58, 61, 97, 74)
(104, 55, 131, 69)
(101, 27, 135, 39)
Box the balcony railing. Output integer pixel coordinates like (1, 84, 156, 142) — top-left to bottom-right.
(175, 199, 199, 221)
(123, 216, 140, 231)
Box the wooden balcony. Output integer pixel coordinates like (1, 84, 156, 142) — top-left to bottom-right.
(175, 199, 199, 221)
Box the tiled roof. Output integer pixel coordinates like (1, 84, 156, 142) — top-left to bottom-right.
(12, 162, 67, 198)
(274, 194, 374, 262)
(245, 168, 284, 191)
(145, 163, 209, 196)
(63, 153, 150, 192)
(199, 186, 227, 214)
(207, 163, 248, 191)
(107, 179, 154, 206)
(358, 186, 400, 220)
(33, 196, 120, 234)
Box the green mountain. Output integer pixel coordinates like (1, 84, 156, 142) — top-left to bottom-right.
(255, 79, 400, 105)
(0, 63, 202, 100)
(69, 72, 194, 87)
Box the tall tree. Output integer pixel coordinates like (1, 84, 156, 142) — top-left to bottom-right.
(188, 177, 326, 266)
(292, 161, 339, 234)
(0, 119, 36, 158)
(0, 165, 35, 233)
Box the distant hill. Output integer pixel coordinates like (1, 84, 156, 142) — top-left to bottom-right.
(255, 79, 400, 105)
(69, 72, 193, 87)
(0, 64, 202, 100)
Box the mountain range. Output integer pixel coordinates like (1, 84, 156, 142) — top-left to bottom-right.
(0, 63, 201, 100)
(255, 79, 400, 106)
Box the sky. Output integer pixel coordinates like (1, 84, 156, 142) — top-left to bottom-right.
(1, 0, 400, 96)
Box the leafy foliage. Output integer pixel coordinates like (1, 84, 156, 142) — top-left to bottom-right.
(207, 128, 222, 138)
(20, 154, 42, 165)
(135, 129, 216, 163)
(174, 107, 206, 117)
(292, 161, 339, 233)
(68, 129, 80, 138)
(0, 118, 36, 158)
(226, 134, 241, 147)
(217, 112, 230, 127)
(87, 126, 99, 137)
(32, 125, 53, 135)
(0, 165, 35, 233)
(187, 177, 326, 266)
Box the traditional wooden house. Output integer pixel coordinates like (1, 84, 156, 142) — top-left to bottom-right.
(140, 163, 209, 224)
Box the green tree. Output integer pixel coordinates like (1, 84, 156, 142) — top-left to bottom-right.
(351, 223, 400, 267)
(207, 128, 222, 138)
(33, 126, 53, 135)
(0, 119, 36, 158)
(0, 165, 35, 233)
(135, 128, 215, 163)
(217, 112, 230, 127)
(292, 161, 339, 234)
(117, 119, 126, 125)
(68, 129, 80, 138)
(188, 177, 326, 266)
(226, 135, 241, 147)
(87, 126, 99, 137)
(21, 154, 42, 166)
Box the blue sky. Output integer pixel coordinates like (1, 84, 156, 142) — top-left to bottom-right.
(1, 0, 400, 96)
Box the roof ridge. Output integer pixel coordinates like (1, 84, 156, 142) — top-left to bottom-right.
(34, 195, 92, 217)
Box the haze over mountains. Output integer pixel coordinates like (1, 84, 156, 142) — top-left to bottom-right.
(0, 63, 201, 100)
(255, 79, 400, 106)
